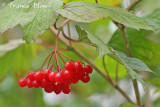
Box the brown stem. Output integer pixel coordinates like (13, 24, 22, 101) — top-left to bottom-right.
(49, 26, 135, 105)
(117, 20, 142, 107)
(57, 19, 70, 29)
(95, 0, 98, 4)
(118, 25, 132, 57)
(103, 56, 115, 86)
(126, 0, 141, 10)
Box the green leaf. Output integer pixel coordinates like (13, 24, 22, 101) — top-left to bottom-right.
(108, 49, 148, 86)
(94, 55, 127, 79)
(63, 0, 123, 6)
(80, 25, 111, 58)
(0, 0, 63, 43)
(75, 25, 92, 44)
(23, 0, 63, 43)
(111, 50, 152, 72)
(57, 1, 152, 30)
(0, 0, 36, 34)
(108, 28, 160, 67)
(143, 8, 160, 30)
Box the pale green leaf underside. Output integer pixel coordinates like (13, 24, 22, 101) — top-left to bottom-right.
(0, 0, 63, 43)
(143, 8, 160, 30)
(82, 27, 110, 58)
(57, 1, 152, 30)
(75, 25, 92, 44)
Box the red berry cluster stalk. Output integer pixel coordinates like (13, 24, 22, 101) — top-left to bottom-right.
(18, 30, 93, 94)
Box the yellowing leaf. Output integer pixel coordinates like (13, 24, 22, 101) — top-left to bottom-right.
(63, 0, 122, 6)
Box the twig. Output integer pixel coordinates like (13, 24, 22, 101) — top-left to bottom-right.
(103, 56, 115, 86)
(114, 1, 143, 105)
(118, 25, 132, 57)
(49, 26, 136, 105)
(117, 16, 142, 107)
(95, 0, 98, 4)
(57, 19, 70, 29)
(126, 0, 141, 10)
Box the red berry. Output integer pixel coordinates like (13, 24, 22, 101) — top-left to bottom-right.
(41, 79, 50, 88)
(64, 62, 74, 71)
(34, 72, 43, 81)
(18, 78, 27, 87)
(74, 62, 83, 71)
(54, 84, 61, 95)
(72, 77, 79, 84)
(62, 85, 71, 94)
(43, 69, 51, 80)
(28, 72, 35, 80)
(44, 87, 53, 93)
(62, 70, 71, 79)
(55, 72, 63, 83)
(81, 74, 90, 83)
(48, 72, 56, 82)
(32, 80, 40, 88)
(26, 78, 32, 88)
(84, 65, 93, 74)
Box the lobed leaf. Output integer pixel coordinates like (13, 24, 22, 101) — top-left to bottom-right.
(57, 1, 152, 30)
(0, 0, 63, 43)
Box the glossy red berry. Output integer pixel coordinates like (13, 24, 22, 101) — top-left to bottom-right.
(34, 72, 43, 81)
(62, 85, 71, 94)
(84, 65, 93, 74)
(54, 84, 61, 95)
(74, 62, 83, 71)
(43, 69, 51, 79)
(41, 79, 50, 88)
(26, 78, 32, 88)
(55, 72, 63, 83)
(18, 78, 27, 87)
(63, 70, 71, 79)
(48, 72, 56, 82)
(64, 61, 74, 71)
(81, 74, 90, 83)
(32, 80, 40, 88)
(44, 87, 53, 93)
(28, 72, 35, 80)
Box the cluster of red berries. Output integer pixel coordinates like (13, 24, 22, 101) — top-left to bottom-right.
(18, 62, 93, 94)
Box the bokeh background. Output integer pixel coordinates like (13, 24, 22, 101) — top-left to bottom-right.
(0, 0, 160, 107)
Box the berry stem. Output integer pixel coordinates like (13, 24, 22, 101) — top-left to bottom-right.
(57, 51, 82, 63)
(37, 51, 55, 71)
(54, 30, 61, 71)
(57, 52, 65, 64)
(47, 52, 54, 69)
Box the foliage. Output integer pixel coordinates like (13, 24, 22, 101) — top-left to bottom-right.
(57, 1, 152, 30)
(0, 0, 160, 107)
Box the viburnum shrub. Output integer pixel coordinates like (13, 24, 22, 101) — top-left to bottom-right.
(18, 30, 93, 94)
